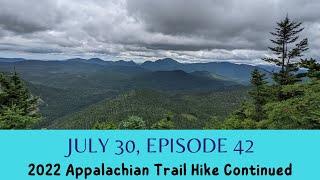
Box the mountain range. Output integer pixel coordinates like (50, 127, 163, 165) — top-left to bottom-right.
(0, 57, 270, 84)
(0, 57, 264, 128)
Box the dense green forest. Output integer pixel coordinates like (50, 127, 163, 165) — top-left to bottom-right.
(50, 88, 249, 129)
(0, 16, 319, 130)
(0, 71, 249, 129)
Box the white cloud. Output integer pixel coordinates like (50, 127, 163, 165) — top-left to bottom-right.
(0, 0, 319, 63)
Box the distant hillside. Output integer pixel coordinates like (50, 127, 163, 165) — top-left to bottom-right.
(131, 70, 238, 91)
(0, 60, 144, 89)
(65, 58, 137, 66)
(28, 82, 118, 127)
(0, 58, 26, 63)
(50, 88, 249, 129)
(190, 71, 231, 81)
(142, 58, 269, 84)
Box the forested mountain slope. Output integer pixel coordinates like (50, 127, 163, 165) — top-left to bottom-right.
(50, 88, 249, 129)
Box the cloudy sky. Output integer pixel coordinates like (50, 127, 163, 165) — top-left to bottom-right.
(0, 0, 319, 64)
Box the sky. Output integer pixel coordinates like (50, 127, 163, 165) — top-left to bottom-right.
(0, 0, 319, 64)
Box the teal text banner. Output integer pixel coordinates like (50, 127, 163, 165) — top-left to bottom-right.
(0, 130, 319, 179)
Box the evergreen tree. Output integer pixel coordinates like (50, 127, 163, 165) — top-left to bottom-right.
(249, 69, 268, 121)
(299, 58, 320, 80)
(151, 116, 175, 129)
(119, 116, 146, 129)
(263, 15, 308, 86)
(0, 72, 40, 129)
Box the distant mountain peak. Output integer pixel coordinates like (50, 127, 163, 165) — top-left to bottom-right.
(116, 60, 135, 64)
(114, 60, 137, 66)
(88, 58, 104, 62)
(66, 58, 86, 62)
(141, 60, 152, 65)
(141, 58, 181, 69)
(156, 58, 179, 64)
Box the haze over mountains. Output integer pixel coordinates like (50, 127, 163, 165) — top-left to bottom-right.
(0, 57, 270, 85)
